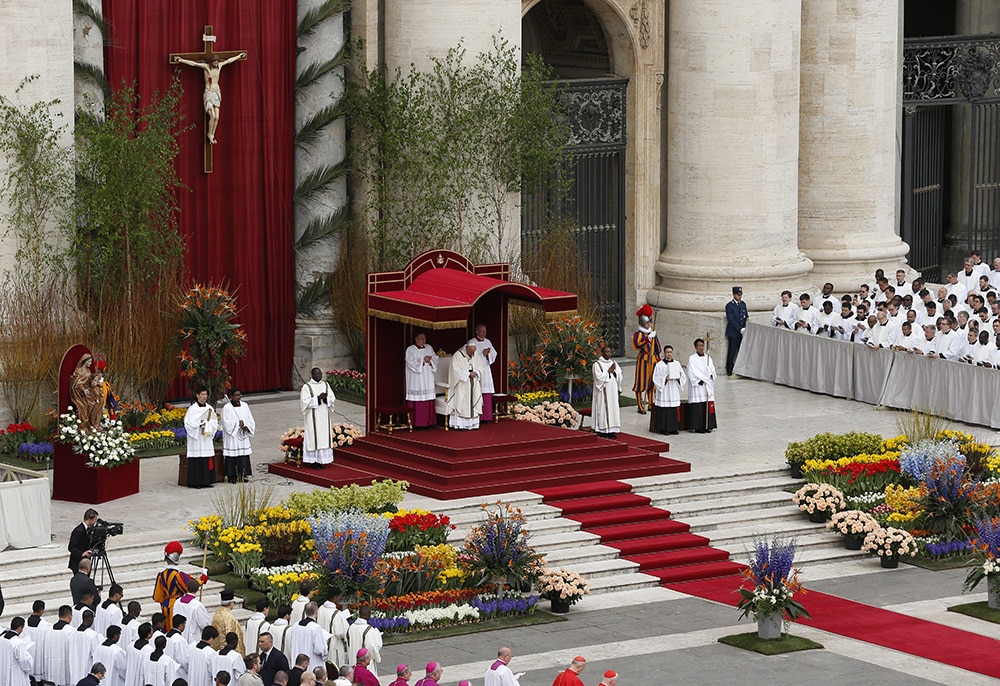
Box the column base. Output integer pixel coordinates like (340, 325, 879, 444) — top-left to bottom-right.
(803, 240, 913, 292)
(294, 318, 356, 382)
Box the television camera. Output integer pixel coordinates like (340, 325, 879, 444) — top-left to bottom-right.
(88, 518, 124, 588)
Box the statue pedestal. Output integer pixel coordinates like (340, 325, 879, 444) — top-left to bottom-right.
(52, 444, 140, 504)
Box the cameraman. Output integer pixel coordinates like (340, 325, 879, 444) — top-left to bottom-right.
(68, 508, 99, 573)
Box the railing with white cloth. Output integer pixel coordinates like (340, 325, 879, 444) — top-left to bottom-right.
(0, 465, 51, 549)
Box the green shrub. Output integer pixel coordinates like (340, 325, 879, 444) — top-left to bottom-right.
(785, 432, 883, 470)
(284, 478, 408, 515)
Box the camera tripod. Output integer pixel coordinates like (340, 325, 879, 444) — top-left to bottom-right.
(89, 545, 117, 590)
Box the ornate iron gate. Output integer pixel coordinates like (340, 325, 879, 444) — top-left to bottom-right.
(902, 36, 1000, 277)
(521, 77, 628, 351)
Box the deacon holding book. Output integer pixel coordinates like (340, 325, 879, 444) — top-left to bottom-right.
(184, 388, 218, 488)
(686, 338, 717, 433)
(446, 341, 486, 430)
(300, 367, 336, 469)
(592, 345, 622, 439)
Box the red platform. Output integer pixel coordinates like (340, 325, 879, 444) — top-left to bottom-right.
(266, 421, 689, 499)
(52, 449, 140, 504)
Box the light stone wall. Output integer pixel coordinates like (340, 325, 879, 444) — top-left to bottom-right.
(650, 0, 813, 347)
(0, 0, 76, 278)
(796, 0, 909, 291)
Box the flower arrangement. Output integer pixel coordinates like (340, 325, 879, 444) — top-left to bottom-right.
(326, 369, 366, 395)
(141, 406, 187, 429)
(511, 401, 580, 429)
(785, 432, 884, 472)
(17, 441, 54, 462)
(964, 516, 1000, 595)
(826, 510, 880, 537)
(177, 283, 247, 404)
(249, 564, 321, 608)
(0, 422, 39, 455)
(792, 482, 846, 517)
(535, 567, 590, 605)
(862, 527, 918, 559)
(539, 316, 601, 385)
(309, 509, 389, 597)
(189, 514, 223, 549)
(508, 351, 552, 392)
(378, 550, 449, 597)
(368, 588, 481, 613)
(331, 423, 363, 448)
(229, 541, 263, 577)
(58, 409, 136, 468)
(900, 438, 964, 483)
(385, 509, 454, 552)
(513, 390, 559, 407)
(128, 429, 179, 451)
(471, 593, 538, 617)
(284, 479, 408, 516)
(462, 501, 545, 588)
(279, 427, 304, 461)
(736, 537, 809, 622)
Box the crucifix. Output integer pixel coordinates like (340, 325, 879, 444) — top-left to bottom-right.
(169, 26, 247, 173)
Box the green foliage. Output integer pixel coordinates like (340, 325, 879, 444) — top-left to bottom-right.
(177, 284, 248, 404)
(72, 0, 108, 44)
(295, 206, 350, 253)
(540, 316, 601, 385)
(895, 408, 949, 443)
(284, 479, 409, 516)
(211, 481, 275, 530)
(296, 275, 334, 316)
(74, 61, 110, 102)
(785, 432, 884, 470)
(297, 0, 350, 38)
(295, 50, 348, 92)
(293, 160, 350, 206)
(294, 100, 346, 149)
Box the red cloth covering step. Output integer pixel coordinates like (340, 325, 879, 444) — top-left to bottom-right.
(669, 576, 1000, 679)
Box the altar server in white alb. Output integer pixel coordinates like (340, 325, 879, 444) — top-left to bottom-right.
(221, 389, 255, 483)
(92, 626, 128, 686)
(592, 345, 622, 439)
(772, 290, 797, 329)
(286, 602, 330, 676)
(68, 610, 101, 685)
(1, 617, 34, 686)
(686, 338, 717, 433)
(471, 323, 498, 421)
(650, 345, 686, 436)
(184, 388, 219, 488)
(300, 367, 336, 468)
(317, 592, 350, 670)
(446, 341, 486, 430)
(23, 600, 50, 686)
(404, 333, 438, 428)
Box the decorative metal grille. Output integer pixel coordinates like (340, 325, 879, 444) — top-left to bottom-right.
(904, 35, 1000, 105)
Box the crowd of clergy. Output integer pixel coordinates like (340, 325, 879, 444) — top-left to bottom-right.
(771, 252, 1000, 367)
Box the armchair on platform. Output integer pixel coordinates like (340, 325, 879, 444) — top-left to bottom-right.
(434, 352, 452, 430)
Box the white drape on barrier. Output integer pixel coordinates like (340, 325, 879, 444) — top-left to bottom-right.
(0, 471, 51, 549)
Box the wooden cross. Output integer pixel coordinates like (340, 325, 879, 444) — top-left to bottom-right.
(168, 26, 247, 173)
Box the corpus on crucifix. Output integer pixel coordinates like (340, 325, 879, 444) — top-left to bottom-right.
(169, 26, 246, 170)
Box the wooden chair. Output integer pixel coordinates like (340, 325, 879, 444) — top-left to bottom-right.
(375, 405, 414, 433)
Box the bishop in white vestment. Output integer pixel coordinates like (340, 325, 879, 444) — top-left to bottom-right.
(651, 346, 687, 435)
(405, 333, 438, 428)
(592, 346, 622, 438)
(446, 342, 486, 430)
(686, 339, 717, 433)
(300, 367, 336, 467)
(221, 390, 255, 482)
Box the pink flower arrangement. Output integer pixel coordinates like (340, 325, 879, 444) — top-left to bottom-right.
(792, 483, 846, 515)
(863, 527, 917, 558)
(826, 510, 879, 536)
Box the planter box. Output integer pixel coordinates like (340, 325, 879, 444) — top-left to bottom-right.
(52, 443, 140, 503)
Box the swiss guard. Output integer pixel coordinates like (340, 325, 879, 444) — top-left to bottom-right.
(632, 304, 661, 414)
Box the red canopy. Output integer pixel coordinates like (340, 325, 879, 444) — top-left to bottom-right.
(364, 250, 578, 430)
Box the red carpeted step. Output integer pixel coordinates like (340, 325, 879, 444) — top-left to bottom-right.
(588, 519, 691, 541)
(625, 546, 730, 570)
(568, 506, 674, 528)
(646, 561, 746, 584)
(534, 480, 632, 501)
(611, 533, 710, 556)
(546, 493, 652, 515)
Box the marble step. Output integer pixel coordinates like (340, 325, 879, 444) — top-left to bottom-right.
(530, 529, 601, 552)
(626, 467, 791, 491)
(585, 571, 659, 595)
(678, 504, 803, 533)
(641, 476, 798, 505)
(656, 490, 792, 518)
(541, 544, 621, 567)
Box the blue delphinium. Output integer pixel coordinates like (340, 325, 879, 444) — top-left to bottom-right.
(309, 509, 389, 592)
(899, 439, 963, 484)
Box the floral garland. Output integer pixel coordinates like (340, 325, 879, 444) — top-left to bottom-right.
(58, 408, 136, 469)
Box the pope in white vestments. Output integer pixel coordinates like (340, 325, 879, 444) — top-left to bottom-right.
(221, 390, 255, 482)
(686, 339, 717, 433)
(471, 324, 499, 421)
(592, 346, 622, 438)
(184, 388, 219, 488)
(651, 348, 687, 435)
(446, 342, 486, 430)
(300, 367, 336, 467)
(405, 333, 438, 428)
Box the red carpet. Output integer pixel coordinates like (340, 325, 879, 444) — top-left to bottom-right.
(535, 481, 745, 584)
(267, 422, 689, 499)
(668, 576, 1000, 679)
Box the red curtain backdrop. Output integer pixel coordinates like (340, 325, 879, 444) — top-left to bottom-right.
(102, 0, 296, 395)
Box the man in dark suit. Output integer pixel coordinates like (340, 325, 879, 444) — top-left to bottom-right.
(70, 559, 101, 609)
(68, 508, 99, 573)
(75, 661, 106, 685)
(725, 285, 749, 376)
(258, 631, 290, 686)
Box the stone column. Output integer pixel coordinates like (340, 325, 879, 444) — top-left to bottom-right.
(73, 0, 104, 114)
(650, 0, 813, 344)
(796, 0, 910, 290)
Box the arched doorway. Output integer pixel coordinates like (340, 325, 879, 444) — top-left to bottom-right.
(522, 0, 633, 352)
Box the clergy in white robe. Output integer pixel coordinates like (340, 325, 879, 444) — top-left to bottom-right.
(895, 323, 921, 352)
(286, 605, 330, 676)
(44, 610, 73, 686)
(650, 347, 687, 435)
(23, 607, 50, 684)
(243, 600, 271, 656)
(973, 330, 997, 367)
(937, 327, 966, 360)
(221, 390, 255, 483)
(815, 302, 838, 337)
(317, 599, 349, 670)
(772, 291, 797, 328)
(446, 342, 486, 430)
(95, 592, 124, 639)
(186, 633, 219, 686)
(471, 324, 499, 421)
(832, 304, 857, 341)
(92, 629, 127, 686)
(216, 639, 245, 681)
(346, 610, 382, 678)
(163, 623, 190, 682)
(405, 333, 438, 428)
(1, 620, 34, 686)
(269, 618, 291, 655)
(483, 648, 519, 686)
(145, 637, 180, 686)
(794, 297, 820, 333)
(300, 367, 336, 466)
(123, 627, 154, 686)
(866, 313, 897, 349)
(591, 346, 622, 438)
(68, 616, 101, 685)
(289, 592, 311, 627)
(177, 592, 212, 645)
(184, 388, 219, 488)
(686, 340, 717, 433)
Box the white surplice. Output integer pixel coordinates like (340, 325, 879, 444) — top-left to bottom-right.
(184, 403, 218, 458)
(164, 630, 190, 681)
(144, 653, 180, 686)
(484, 659, 519, 686)
(772, 302, 797, 328)
(186, 642, 218, 686)
(300, 379, 336, 463)
(221, 401, 256, 456)
(592, 357, 622, 434)
(177, 595, 212, 645)
(124, 639, 154, 686)
(446, 347, 485, 429)
(67, 626, 100, 685)
(470, 336, 498, 393)
(652, 359, 687, 407)
(289, 595, 310, 627)
(92, 641, 127, 686)
(43, 622, 70, 686)
(405, 344, 438, 401)
(346, 618, 382, 677)
(286, 618, 330, 673)
(317, 602, 349, 669)
(95, 600, 124, 639)
(217, 648, 246, 681)
(243, 613, 271, 659)
(686, 353, 716, 403)
(0, 631, 33, 686)
(23, 616, 49, 682)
